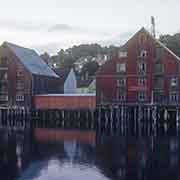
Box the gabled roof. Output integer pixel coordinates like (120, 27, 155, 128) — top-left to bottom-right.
(141, 27, 180, 61)
(4, 42, 59, 78)
(53, 67, 72, 82)
(117, 27, 180, 61)
(97, 27, 180, 76)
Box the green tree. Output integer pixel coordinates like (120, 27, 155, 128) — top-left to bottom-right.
(159, 33, 180, 58)
(81, 60, 99, 76)
(40, 52, 51, 64)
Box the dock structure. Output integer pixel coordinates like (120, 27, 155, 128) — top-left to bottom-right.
(0, 105, 179, 136)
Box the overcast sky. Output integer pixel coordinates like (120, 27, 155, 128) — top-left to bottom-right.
(0, 0, 179, 54)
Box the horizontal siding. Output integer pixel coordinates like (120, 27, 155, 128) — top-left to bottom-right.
(34, 95, 96, 109)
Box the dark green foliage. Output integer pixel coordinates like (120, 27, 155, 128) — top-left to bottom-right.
(81, 60, 99, 76)
(159, 33, 180, 58)
(40, 52, 51, 64)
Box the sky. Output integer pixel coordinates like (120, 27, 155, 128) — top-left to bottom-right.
(0, 0, 180, 54)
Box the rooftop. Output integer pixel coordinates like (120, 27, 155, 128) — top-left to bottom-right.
(4, 42, 59, 78)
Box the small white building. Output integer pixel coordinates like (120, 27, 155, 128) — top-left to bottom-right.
(53, 68, 77, 94)
(77, 79, 96, 94)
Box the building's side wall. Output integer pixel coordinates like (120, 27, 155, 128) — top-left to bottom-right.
(34, 95, 96, 109)
(0, 45, 32, 107)
(32, 75, 61, 95)
(96, 29, 180, 105)
(96, 58, 116, 104)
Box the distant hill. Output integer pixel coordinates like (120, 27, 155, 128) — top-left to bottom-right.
(41, 44, 119, 77)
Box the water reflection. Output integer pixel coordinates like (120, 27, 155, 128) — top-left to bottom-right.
(0, 129, 180, 180)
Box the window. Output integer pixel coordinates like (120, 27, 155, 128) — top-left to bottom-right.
(3, 72, 8, 80)
(117, 90, 126, 101)
(169, 92, 179, 103)
(154, 77, 164, 89)
(0, 57, 8, 66)
(153, 91, 164, 103)
(17, 70, 23, 77)
(138, 92, 146, 101)
(16, 94, 24, 101)
(0, 72, 8, 81)
(117, 78, 126, 87)
(154, 63, 164, 74)
(0, 95, 8, 101)
(138, 78, 146, 86)
(137, 62, 146, 74)
(156, 47, 164, 60)
(118, 51, 128, 58)
(0, 85, 7, 92)
(16, 82, 24, 90)
(140, 50, 147, 58)
(171, 77, 178, 87)
(116, 63, 126, 73)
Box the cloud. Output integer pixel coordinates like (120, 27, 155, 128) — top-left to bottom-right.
(48, 24, 76, 32)
(97, 31, 134, 46)
(0, 19, 81, 33)
(32, 30, 134, 55)
(33, 42, 64, 54)
(0, 19, 44, 31)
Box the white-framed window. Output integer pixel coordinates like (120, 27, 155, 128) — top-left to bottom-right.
(137, 62, 146, 74)
(117, 78, 126, 87)
(1, 71, 8, 80)
(17, 70, 23, 77)
(138, 91, 146, 101)
(0, 85, 7, 92)
(16, 94, 24, 102)
(169, 91, 179, 103)
(0, 57, 8, 66)
(0, 95, 8, 101)
(118, 51, 128, 58)
(138, 78, 146, 86)
(3, 72, 8, 80)
(140, 50, 147, 58)
(116, 63, 126, 73)
(116, 91, 126, 101)
(171, 77, 178, 87)
(16, 82, 24, 90)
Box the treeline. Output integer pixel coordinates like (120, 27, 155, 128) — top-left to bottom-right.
(159, 33, 180, 58)
(41, 44, 119, 68)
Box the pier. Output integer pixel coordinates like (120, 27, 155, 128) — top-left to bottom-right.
(0, 105, 179, 136)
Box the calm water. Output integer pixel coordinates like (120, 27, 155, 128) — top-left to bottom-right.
(0, 128, 180, 180)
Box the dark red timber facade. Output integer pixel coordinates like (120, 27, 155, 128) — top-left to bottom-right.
(0, 42, 60, 108)
(96, 27, 180, 105)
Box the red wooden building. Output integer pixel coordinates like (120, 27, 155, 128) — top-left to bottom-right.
(96, 27, 180, 105)
(34, 94, 96, 109)
(0, 42, 60, 108)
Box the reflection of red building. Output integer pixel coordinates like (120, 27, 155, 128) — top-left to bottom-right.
(34, 128, 96, 144)
(96, 28, 180, 105)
